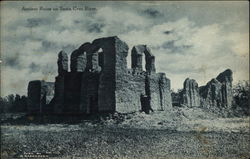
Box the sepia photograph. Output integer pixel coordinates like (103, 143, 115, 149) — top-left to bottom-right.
(0, 1, 249, 159)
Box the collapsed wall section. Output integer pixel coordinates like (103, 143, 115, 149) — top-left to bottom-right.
(131, 45, 156, 73)
(158, 73, 172, 110)
(114, 37, 147, 113)
(27, 80, 54, 113)
(116, 70, 146, 113)
(177, 69, 233, 108)
(199, 79, 223, 108)
(29, 36, 174, 114)
(147, 73, 160, 111)
(76, 42, 103, 114)
(93, 37, 117, 112)
(180, 78, 200, 107)
(70, 47, 87, 72)
(216, 69, 233, 108)
(116, 43, 172, 113)
(54, 51, 68, 113)
(199, 69, 233, 108)
(147, 73, 172, 111)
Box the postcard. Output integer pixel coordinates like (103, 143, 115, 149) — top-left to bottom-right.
(0, 1, 249, 159)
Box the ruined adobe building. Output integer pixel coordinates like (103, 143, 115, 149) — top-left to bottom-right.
(28, 36, 172, 114)
(179, 69, 233, 108)
(27, 36, 234, 113)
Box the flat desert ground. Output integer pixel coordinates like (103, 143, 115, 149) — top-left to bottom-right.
(1, 107, 249, 159)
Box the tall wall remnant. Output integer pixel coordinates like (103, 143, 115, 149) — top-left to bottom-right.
(179, 69, 233, 108)
(180, 78, 200, 107)
(199, 69, 233, 108)
(27, 36, 172, 114)
(57, 51, 68, 74)
(54, 51, 68, 113)
(27, 36, 234, 114)
(131, 45, 156, 73)
(27, 80, 54, 113)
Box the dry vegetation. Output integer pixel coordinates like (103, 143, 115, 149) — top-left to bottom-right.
(1, 107, 250, 159)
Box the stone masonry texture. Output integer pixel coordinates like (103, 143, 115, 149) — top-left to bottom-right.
(28, 36, 172, 114)
(27, 36, 233, 114)
(179, 69, 233, 108)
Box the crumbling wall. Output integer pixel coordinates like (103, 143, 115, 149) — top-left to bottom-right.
(54, 51, 68, 113)
(64, 41, 103, 113)
(54, 76, 65, 113)
(131, 46, 143, 71)
(67, 41, 102, 114)
(53, 36, 122, 113)
(199, 69, 233, 108)
(57, 51, 68, 74)
(114, 38, 150, 113)
(131, 45, 156, 73)
(116, 43, 172, 113)
(114, 38, 144, 113)
(177, 69, 233, 109)
(147, 73, 160, 111)
(116, 70, 146, 113)
(27, 80, 41, 113)
(77, 42, 103, 114)
(80, 72, 100, 114)
(93, 37, 117, 112)
(27, 80, 54, 113)
(216, 69, 233, 108)
(129, 45, 169, 113)
(180, 78, 200, 107)
(43, 82, 55, 112)
(63, 72, 82, 112)
(38, 36, 174, 114)
(85, 48, 102, 73)
(147, 73, 172, 111)
(158, 73, 172, 110)
(70, 47, 87, 72)
(199, 79, 222, 107)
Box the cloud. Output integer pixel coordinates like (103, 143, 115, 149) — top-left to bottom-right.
(4, 55, 21, 69)
(29, 62, 40, 72)
(120, 18, 196, 48)
(143, 8, 163, 18)
(26, 18, 51, 28)
(120, 17, 248, 89)
(87, 23, 105, 33)
(1, 1, 249, 96)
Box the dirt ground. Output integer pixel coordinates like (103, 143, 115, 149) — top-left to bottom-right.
(1, 108, 250, 159)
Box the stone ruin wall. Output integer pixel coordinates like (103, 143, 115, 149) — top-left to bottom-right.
(180, 78, 200, 107)
(27, 80, 54, 113)
(27, 36, 233, 114)
(115, 69, 146, 113)
(27, 36, 172, 114)
(115, 45, 172, 113)
(179, 69, 233, 108)
(57, 37, 118, 113)
(53, 51, 68, 113)
(199, 69, 233, 108)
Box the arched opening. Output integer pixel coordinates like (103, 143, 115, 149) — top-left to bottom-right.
(86, 47, 103, 72)
(97, 48, 104, 71)
(131, 45, 155, 73)
(142, 53, 146, 71)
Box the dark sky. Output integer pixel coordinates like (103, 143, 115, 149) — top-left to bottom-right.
(1, 1, 249, 96)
